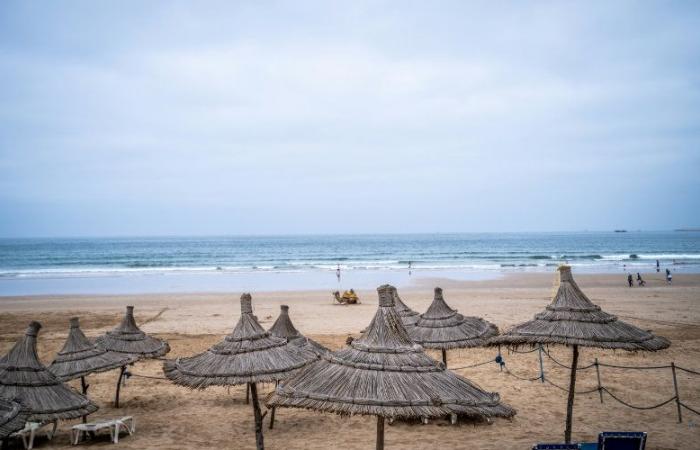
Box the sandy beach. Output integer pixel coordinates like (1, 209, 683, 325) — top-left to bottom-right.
(1, 272, 699, 449)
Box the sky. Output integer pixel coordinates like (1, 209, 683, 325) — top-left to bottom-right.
(1, 1, 699, 237)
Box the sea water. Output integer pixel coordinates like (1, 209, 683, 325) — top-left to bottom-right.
(0, 232, 698, 295)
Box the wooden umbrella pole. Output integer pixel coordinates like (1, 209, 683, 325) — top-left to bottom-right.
(249, 382, 265, 450)
(81, 376, 89, 424)
(441, 349, 447, 366)
(269, 380, 278, 430)
(376, 415, 385, 450)
(564, 345, 579, 443)
(246, 383, 250, 404)
(114, 366, 126, 408)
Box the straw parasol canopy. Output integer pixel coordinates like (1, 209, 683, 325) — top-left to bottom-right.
(267, 284, 515, 450)
(95, 306, 169, 408)
(408, 287, 498, 365)
(389, 286, 420, 328)
(95, 306, 170, 359)
(0, 398, 29, 439)
(164, 294, 315, 450)
(268, 305, 329, 357)
(490, 265, 670, 443)
(49, 318, 136, 384)
(0, 322, 98, 422)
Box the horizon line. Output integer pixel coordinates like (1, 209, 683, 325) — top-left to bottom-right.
(0, 229, 695, 240)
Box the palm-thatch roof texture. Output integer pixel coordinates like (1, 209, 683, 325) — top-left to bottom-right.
(164, 294, 316, 450)
(164, 295, 315, 388)
(389, 286, 420, 327)
(0, 322, 98, 422)
(49, 318, 135, 382)
(0, 398, 29, 439)
(268, 305, 329, 356)
(408, 287, 498, 364)
(490, 265, 670, 350)
(267, 284, 514, 449)
(490, 265, 670, 443)
(96, 306, 170, 359)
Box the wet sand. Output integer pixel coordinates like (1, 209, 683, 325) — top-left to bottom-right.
(1, 273, 699, 449)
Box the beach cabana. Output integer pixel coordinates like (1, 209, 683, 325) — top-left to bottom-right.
(0, 398, 29, 440)
(95, 306, 170, 406)
(390, 286, 420, 328)
(267, 284, 515, 450)
(0, 322, 98, 423)
(490, 265, 670, 443)
(268, 305, 329, 357)
(164, 294, 315, 450)
(408, 287, 498, 365)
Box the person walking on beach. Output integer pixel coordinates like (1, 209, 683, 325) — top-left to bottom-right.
(666, 268, 672, 284)
(636, 273, 646, 287)
(336, 264, 341, 282)
(627, 273, 633, 287)
(656, 259, 660, 273)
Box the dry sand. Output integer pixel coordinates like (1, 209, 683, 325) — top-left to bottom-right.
(1, 272, 699, 449)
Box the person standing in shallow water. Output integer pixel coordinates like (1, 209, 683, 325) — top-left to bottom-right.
(666, 268, 672, 284)
(336, 264, 341, 282)
(627, 273, 633, 287)
(656, 259, 660, 272)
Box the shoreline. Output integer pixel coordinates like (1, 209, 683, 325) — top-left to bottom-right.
(0, 265, 693, 297)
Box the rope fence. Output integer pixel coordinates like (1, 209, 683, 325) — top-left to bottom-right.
(449, 346, 700, 423)
(123, 347, 699, 424)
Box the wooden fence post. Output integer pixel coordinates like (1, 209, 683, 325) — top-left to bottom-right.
(538, 345, 545, 383)
(594, 358, 603, 403)
(671, 362, 682, 423)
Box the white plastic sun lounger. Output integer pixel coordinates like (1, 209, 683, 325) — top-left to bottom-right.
(70, 416, 135, 445)
(9, 420, 57, 450)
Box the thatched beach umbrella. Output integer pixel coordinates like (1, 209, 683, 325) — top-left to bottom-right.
(490, 265, 670, 443)
(390, 286, 420, 328)
(268, 305, 329, 357)
(164, 294, 315, 450)
(408, 287, 498, 365)
(49, 318, 136, 419)
(267, 284, 515, 450)
(0, 398, 29, 440)
(0, 322, 98, 423)
(95, 306, 170, 407)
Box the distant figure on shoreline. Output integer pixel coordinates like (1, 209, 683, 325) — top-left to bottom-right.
(336, 264, 341, 282)
(627, 273, 633, 287)
(666, 268, 672, 284)
(656, 259, 660, 272)
(408, 260, 412, 276)
(636, 273, 646, 287)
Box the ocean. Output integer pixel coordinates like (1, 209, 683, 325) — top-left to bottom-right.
(1, 231, 698, 295)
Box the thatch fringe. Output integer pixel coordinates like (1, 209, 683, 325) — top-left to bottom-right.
(267, 285, 515, 420)
(49, 318, 136, 381)
(163, 294, 317, 388)
(0, 398, 29, 439)
(0, 322, 98, 422)
(390, 287, 420, 327)
(268, 305, 329, 357)
(490, 266, 670, 350)
(95, 306, 170, 359)
(408, 288, 499, 349)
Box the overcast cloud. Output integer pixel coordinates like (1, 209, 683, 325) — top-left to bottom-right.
(1, 1, 699, 236)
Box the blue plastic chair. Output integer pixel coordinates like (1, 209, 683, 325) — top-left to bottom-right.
(598, 432, 647, 450)
(532, 444, 580, 450)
